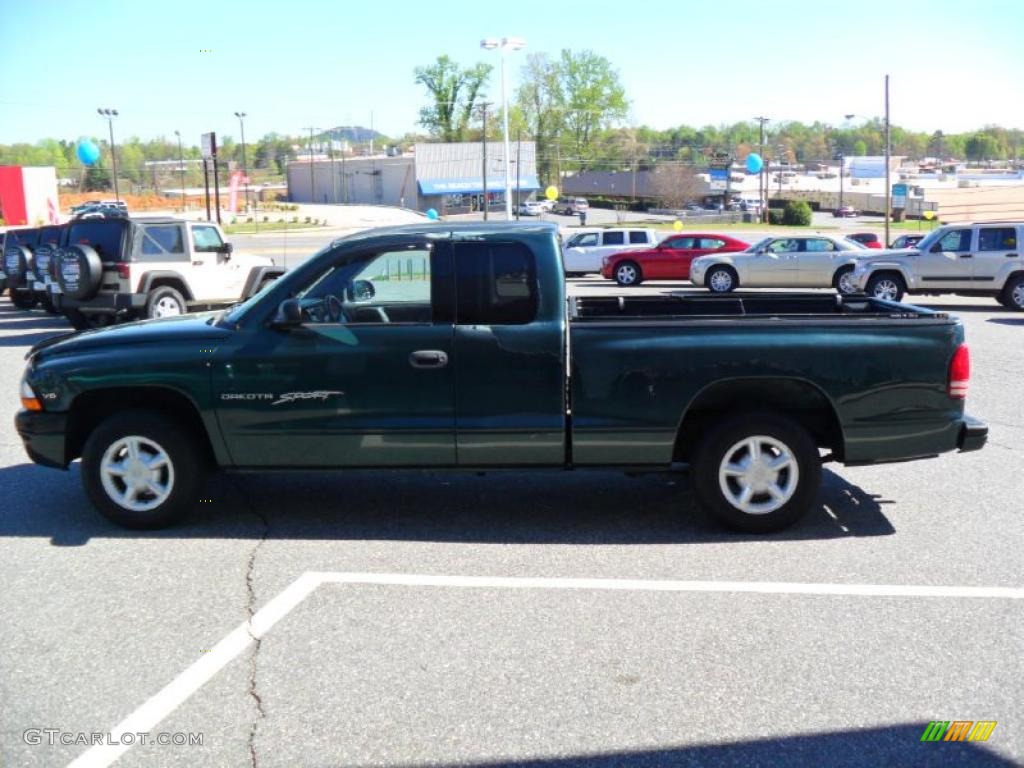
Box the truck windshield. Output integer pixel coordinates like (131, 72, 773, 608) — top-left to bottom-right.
(914, 229, 943, 252)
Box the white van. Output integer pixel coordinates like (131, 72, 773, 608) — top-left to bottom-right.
(562, 228, 661, 275)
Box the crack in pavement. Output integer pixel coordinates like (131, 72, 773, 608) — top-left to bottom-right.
(228, 475, 270, 768)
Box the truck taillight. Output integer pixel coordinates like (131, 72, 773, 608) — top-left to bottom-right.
(948, 344, 970, 399)
(116, 263, 131, 280)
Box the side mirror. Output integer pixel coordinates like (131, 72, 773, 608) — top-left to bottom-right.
(272, 298, 303, 328)
(350, 279, 375, 302)
(218, 242, 234, 256)
(930, 242, 943, 253)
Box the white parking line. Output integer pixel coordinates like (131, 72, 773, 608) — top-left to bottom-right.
(68, 572, 1024, 767)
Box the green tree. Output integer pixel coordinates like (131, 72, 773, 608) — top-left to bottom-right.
(414, 55, 493, 142)
(853, 139, 867, 156)
(515, 53, 565, 183)
(555, 49, 628, 171)
(965, 132, 1003, 161)
(783, 200, 812, 226)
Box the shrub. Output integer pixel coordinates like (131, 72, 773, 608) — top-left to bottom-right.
(291, 216, 298, 223)
(782, 200, 812, 226)
(230, 217, 238, 224)
(263, 216, 269, 223)
(767, 209, 785, 225)
(304, 216, 311, 224)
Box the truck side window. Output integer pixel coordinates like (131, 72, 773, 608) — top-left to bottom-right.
(602, 231, 625, 246)
(978, 227, 1016, 251)
(142, 225, 184, 256)
(455, 242, 538, 325)
(629, 231, 649, 244)
(192, 226, 224, 253)
(936, 229, 971, 252)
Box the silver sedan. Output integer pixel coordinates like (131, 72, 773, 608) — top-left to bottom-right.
(689, 235, 869, 294)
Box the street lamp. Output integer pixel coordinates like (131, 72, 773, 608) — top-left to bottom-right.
(234, 111, 249, 212)
(481, 36, 526, 220)
(835, 114, 857, 211)
(97, 108, 119, 201)
(174, 130, 185, 210)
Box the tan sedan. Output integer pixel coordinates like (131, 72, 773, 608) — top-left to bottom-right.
(689, 235, 869, 294)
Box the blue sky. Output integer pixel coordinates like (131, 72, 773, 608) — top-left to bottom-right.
(1, 0, 1021, 147)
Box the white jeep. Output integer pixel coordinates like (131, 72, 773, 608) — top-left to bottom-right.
(853, 222, 1024, 310)
(55, 217, 285, 329)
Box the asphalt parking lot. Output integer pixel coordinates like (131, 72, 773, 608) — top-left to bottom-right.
(0, 280, 1021, 767)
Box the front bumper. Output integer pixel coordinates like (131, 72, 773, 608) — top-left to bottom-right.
(14, 409, 69, 469)
(61, 292, 147, 313)
(957, 414, 988, 453)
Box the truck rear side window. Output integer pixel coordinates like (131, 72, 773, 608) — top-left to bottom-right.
(455, 242, 538, 325)
(142, 225, 185, 256)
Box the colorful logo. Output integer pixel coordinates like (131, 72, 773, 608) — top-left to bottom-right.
(921, 721, 997, 742)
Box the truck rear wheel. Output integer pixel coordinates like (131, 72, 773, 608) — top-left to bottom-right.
(692, 412, 820, 533)
(706, 266, 737, 293)
(865, 272, 905, 302)
(1000, 275, 1024, 311)
(146, 286, 187, 319)
(614, 261, 642, 286)
(81, 410, 205, 529)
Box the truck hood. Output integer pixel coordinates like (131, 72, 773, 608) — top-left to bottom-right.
(29, 313, 233, 360)
(853, 247, 919, 264)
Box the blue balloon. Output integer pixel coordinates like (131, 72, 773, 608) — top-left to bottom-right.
(745, 153, 763, 174)
(426, 208, 439, 220)
(77, 139, 100, 166)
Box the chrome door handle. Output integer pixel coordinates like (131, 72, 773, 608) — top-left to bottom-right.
(409, 350, 448, 368)
(1006, 253, 1018, 258)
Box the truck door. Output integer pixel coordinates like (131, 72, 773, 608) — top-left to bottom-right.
(453, 239, 565, 465)
(190, 224, 244, 300)
(974, 225, 1019, 286)
(214, 239, 456, 466)
(748, 238, 800, 286)
(917, 227, 974, 288)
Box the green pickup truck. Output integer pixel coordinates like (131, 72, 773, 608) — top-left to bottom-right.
(16, 222, 986, 532)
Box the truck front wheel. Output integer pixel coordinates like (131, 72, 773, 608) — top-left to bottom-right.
(692, 412, 820, 533)
(146, 286, 187, 319)
(81, 410, 205, 529)
(865, 272, 906, 302)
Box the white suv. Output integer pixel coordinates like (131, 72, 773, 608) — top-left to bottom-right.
(55, 217, 285, 328)
(562, 228, 662, 275)
(852, 222, 1024, 310)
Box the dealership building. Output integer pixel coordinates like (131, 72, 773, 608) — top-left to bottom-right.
(286, 142, 540, 214)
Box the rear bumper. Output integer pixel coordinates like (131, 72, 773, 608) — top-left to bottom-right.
(61, 292, 147, 313)
(15, 409, 69, 469)
(957, 414, 988, 453)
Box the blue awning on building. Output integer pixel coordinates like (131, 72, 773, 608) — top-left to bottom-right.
(418, 176, 541, 195)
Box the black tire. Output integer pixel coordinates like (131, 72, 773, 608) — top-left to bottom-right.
(10, 290, 38, 310)
(865, 271, 906, 302)
(614, 260, 643, 286)
(1000, 275, 1024, 311)
(705, 265, 738, 293)
(145, 285, 187, 319)
(81, 409, 205, 529)
(833, 265, 858, 295)
(40, 292, 59, 315)
(692, 411, 821, 533)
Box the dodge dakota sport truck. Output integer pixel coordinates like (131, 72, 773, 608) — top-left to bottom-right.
(16, 222, 987, 533)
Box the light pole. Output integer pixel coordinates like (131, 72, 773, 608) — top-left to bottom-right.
(234, 111, 249, 211)
(174, 130, 185, 210)
(836, 114, 856, 211)
(481, 36, 526, 220)
(97, 108, 119, 200)
(753, 116, 769, 222)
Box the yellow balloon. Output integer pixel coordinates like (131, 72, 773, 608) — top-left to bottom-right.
(923, 210, 935, 220)
(545, 185, 558, 201)
(673, 220, 683, 231)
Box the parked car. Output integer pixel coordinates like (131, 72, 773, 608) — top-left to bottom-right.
(552, 197, 589, 215)
(537, 199, 555, 212)
(852, 222, 1024, 309)
(601, 232, 749, 285)
(16, 221, 986, 534)
(3, 227, 42, 309)
(562, 228, 661, 275)
(848, 232, 883, 249)
(690, 235, 867, 294)
(833, 205, 859, 218)
(890, 234, 924, 249)
(517, 200, 543, 216)
(54, 216, 285, 329)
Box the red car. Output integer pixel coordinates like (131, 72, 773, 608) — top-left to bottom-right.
(848, 232, 883, 249)
(601, 233, 750, 285)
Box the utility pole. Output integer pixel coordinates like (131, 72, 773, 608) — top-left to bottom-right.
(234, 112, 249, 212)
(328, 129, 337, 203)
(174, 130, 185, 211)
(515, 128, 522, 220)
(884, 74, 892, 247)
(304, 126, 316, 203)
(754, 116, 769, 222)
(477, 102, 492, 221)
(97, 108, 120, 200)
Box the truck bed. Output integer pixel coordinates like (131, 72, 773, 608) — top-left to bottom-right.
(571, 292, 951, 323)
